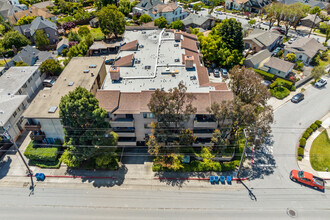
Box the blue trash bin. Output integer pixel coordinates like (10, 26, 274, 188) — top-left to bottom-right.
(220, 176, 225, 184)
(227, 176, 232, 184)
(210, 176, 215, 184)
(214, 176, 219, 184)
(35, 173, 45, 181)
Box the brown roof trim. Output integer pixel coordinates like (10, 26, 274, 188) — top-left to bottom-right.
(120, 40, 138, 51)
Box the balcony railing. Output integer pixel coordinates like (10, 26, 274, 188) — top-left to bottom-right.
(111, 118, 134, 127)
(117, 137, 136, 146)
(30, 131, 45, 141)
(193, 129, 214, 138)
(25, 122, 41, 131)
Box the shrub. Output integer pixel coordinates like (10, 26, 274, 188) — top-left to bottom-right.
(275, 78, 293, 90)
(286, 53, 296, 62)
(29, 160, 61, 168)
(295, 60, 304, 71)
(221, 161, 238, 171)
(270, 86, 290, 99)
(290, 85, 296, 91)
(298, 147, 304, 156)
(303, 131, 310, 139)
(315, 120, 322, 127)
(297, 156, 302, 161)
(254, 69, 274, 81)
(306, 128, 313, 134)
(299, 138, 306, 147)
(310, 123, 318, 131)
(24, 141, 59, 162)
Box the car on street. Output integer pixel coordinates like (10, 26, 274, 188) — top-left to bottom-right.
(314, 79, 327, 88)
(221, 68, 228, 78)
(288, 38, 295, 44)
(291, 93, 304, 103)
(215, 11, 222, 15)
(290, 170, 324, 190)
(272, 27, 285, 35)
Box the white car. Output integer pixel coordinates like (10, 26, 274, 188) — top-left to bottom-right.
(315, 79, 327, 88)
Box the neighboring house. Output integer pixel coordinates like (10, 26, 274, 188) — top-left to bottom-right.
(133, 0, 163, 15)
(300, 14, 321, 28)
(88, 41, 121, 56)
(15, 16, 59, 45)
(243, 49, 271, 69)
(0, 66, 43, 101)
(149, 3, 190, 24)
(181, 14, 215, 32)
(23, 57, 107, 142)
(280, 0, 328, 10)
(32, 1, 55, 11)
(0, 0, 27, 20)
(243, 29, 283, 52)
(8, 45, 53, 67)
(284, 38, 326, 65)
(225, 0, 251, 11)
(56, 38, 69, 55)
(0, 95, 28, 141)
(89, 17, 99, 28)
(9, 6, 56, 25)
(261, 57, 294, 78)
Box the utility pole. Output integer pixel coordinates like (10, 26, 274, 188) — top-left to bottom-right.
(3, 126, 34, 187)
(237, 128, 249, 178)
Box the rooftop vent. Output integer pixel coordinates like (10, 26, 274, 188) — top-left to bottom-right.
(83, 69, 90, 73)
(68, 81, 74, 86)
(89, 64, 97, 68)
(0, 110, 4, 114)
(175, 59, 180, 62)
(145, 65, 151, 70)
(174, 44, 179, 47)
(138, 45, 144, 48)
(48, 106, 57, 113)
(135, 59, 141, 64)
(142, 31, 146, 34)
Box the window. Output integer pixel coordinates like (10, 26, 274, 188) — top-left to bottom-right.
(13, 111, 17, 118)
(22, 83, 27, 88)
(54, 32, 57, 36)
(46, 33, 49, 37)
(143, 113, 154, 118)
(17, 107, 21, 112)
(144, 123, 152, 129)
(299, 55, 302, 59)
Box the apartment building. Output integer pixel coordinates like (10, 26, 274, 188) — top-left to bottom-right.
(23, 57, 107, 143)
(96, 29, 234, 147)
(0, 66, 41, 140)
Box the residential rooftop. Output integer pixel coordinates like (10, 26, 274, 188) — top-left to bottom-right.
(285, 37, 326, 58)
(244, 29, 281, 48)
(0, 66, 39, 96)
(0, 95, 27, 127)
(102, 29, 225, 93)
(264, 57, 294, 73)
(24, 57, 106, 119)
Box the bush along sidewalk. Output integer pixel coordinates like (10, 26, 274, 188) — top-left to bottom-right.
(24, 139, 62, 168)
(297, 120, 322, 161)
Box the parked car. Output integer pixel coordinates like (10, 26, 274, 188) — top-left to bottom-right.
(43, 78, 56, 87)
(314, 79, 327, 88)
(272, 47, 281, 56)
(291, 93, 304, 103)
(290, 170, 324, 190)
(272, 27, 285, 35)
(213, 69, 220, 77)
(221, 68, 228, 78)
(288, 38, 295, 44)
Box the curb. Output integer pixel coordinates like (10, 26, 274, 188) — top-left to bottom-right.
(29, 174, 116, 179)
(154, 177, 248, 181)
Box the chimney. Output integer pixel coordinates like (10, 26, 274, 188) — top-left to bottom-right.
(91, 72, 94, 77)
(109, 66, 120, 81)
(174, 30, 181, 41)
(185, 55, 194, 69)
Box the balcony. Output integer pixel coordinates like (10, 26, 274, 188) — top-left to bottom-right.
(30, 131, 45, 141)
(111, 118, 134, 127)
(193, 128, 214, 138)
(25, 122, 41, 131)
(113, 127, 136, 137)
(193, 138, 213, 147)
(117, 137, 136, 146)
(194, 115, 217, 128)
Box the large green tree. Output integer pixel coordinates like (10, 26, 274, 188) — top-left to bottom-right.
(97, 5, 125, 38)
(35, 29, 49, 49)
(59, 87, 117, 167)
(118, 0, 131, 15)
(16, 15, 36, 26)
(169, 20, 184, 30)
(207, 66, 273, 147)
(139, 14, 152, 24)
(311, 66, 326, 83)
(154, 16, 167, 28)
(40, 59, 63, 76)
(213, 18, 244, 52)
(2, 31, 30, 49)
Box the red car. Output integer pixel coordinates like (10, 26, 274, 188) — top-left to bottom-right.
(290, 170, 324, 190)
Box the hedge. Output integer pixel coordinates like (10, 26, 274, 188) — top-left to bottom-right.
(24, 141, 59, 162)
(270, 86, 290, 99)
(297, 156, 302, 161)
(254, 69, 275, 81)
(298, 147, 304, 156)
(303, 131, 310, 139)
(306, 128, 313, 134)
(274, 78, 293, 90)
(299, 138, 306, 147)
(29, 159, 61, 168)
(315, 120, 322, 127)
(310, 123, 318, 131)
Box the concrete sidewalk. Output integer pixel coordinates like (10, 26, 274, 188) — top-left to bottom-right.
(298, 112, 330, 182)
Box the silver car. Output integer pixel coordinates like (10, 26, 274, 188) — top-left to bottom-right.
(315, 79, 327, 88)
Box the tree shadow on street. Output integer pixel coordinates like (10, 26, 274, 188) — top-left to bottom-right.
(65, 164, 128, 188)
(154, 171, 210, 188)
(248, 136, 276, 180)
(0, 156, 12, 180)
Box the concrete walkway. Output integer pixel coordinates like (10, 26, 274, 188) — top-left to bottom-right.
(298, 112, 330, 181)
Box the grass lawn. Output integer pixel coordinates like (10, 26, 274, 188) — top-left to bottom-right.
(90, 27, 105, 41)
(57, 15, 75, 24)
(0, 59, 10, 67)
(319, 51, 330, 67)
(310, 130, 330, 171)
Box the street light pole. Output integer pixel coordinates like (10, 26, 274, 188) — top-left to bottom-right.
(237, 128, 249, 178)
